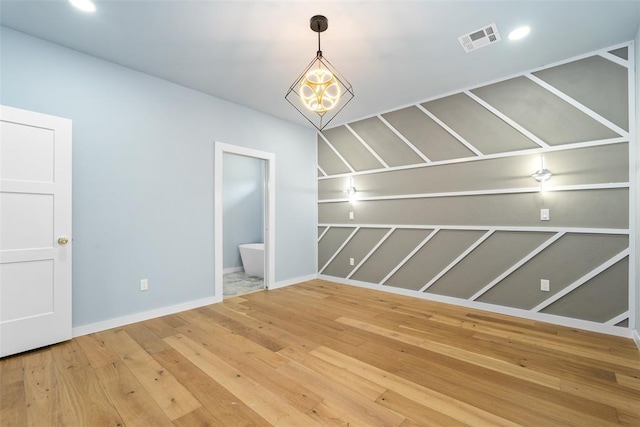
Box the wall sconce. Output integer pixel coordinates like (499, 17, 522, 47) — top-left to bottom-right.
(345, 177, 357, 203)
(285, 15, 355, 131)
(531, 155, 552, 182)
(531, 155, 552, 194)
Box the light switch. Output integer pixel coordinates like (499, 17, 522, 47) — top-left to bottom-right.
(540, 208, 550, 221)
(349, 211, 354, 220)
(540, 279, 550, 292)
(349, 258, 354, 266)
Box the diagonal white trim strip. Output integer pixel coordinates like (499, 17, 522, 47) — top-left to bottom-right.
(318, 132, 356, 173)
(318, 182, 630, 204)
(317, 137, 628, 180)
(319, 227, 360, 274)
(347, 227, 396, 279)
(415, 104, 483, 156)
(525, 74, 629, 138)
(317, 226, 331, 243)
(420, 230, 495, 292)
(331, 43, 631, 139)
(378, 228, 440, 285)
(531, 248, 629, 312)
(344, 124, 389, 168)
(317, 165, 328, 177)
(464, 90, 550, 149)
(376, 114, 431, 163)
(604, 311, 629, 327)
(598, 52, 629, 68)
(380, 229, 440, 286)
(470, 232, 566, 301)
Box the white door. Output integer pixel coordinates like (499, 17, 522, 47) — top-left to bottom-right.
(0, 105, 72, 358)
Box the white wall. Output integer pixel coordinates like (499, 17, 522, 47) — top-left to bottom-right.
(0, 27, 318, 328)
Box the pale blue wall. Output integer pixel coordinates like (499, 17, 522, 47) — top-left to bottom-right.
(223, 153, 264, 270)
(0, 27, 317, 327)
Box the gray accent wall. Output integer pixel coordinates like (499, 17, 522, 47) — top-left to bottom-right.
(317, 44, 633, 333)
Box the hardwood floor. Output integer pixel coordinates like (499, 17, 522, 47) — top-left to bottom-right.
(1, 279, 639, 426)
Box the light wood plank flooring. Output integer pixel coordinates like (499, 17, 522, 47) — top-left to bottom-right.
(1, 279, 639, 426)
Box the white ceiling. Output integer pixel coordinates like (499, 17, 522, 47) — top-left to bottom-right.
(1, 1, 639, 129)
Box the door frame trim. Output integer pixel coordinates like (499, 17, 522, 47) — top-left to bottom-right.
(214, 142, 275, 299)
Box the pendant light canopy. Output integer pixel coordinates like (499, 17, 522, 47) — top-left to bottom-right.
(285, 15, 354, 131)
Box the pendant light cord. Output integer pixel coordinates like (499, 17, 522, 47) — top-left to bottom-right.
(317, 22, 322, 57)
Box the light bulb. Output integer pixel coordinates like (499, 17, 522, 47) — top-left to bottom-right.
(508, 26, 530, 41)
(300, 67, 341, 114)
(69, 0, 96, 12)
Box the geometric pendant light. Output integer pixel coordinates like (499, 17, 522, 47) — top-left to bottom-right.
(285, 15, 354, 131)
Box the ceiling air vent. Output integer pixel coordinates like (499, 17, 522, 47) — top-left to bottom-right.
(458, 23, 501, 53)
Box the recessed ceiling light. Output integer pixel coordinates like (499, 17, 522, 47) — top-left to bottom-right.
(508, 26, 530, 41)
(69, 0, 96, 13)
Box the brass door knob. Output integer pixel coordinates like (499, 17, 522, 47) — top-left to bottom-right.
(58, 236, 69, 245)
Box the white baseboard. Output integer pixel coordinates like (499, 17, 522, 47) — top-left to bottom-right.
(223, 266, 243, 274)
(633, 330, 640, 351)
(71, 274, 318, 337)
(317, 275, 635, 339)
(72, 295, 222, 337)
(269, 274, 318, 290)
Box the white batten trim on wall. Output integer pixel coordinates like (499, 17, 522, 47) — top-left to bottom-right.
(318, 223, 630, 235)
(318, 132, 356, 173)
(347, 227, 396, 279)
(605, 311, 629, 326)
(317, 226, 331, 242)
(317, 165, 328, 177)
(317, 274, 633, 339)
(525, 74, 629, 138)
(419, 230, 495, 292)
(72, 295, 221, 338)
(415, 104, 484, 156)
(380, 229, 440, 285)
(317, 41, 635, 339)
(531, 249, 629, 312)
(329, 42, 632, 135)
(625, 40, 636, 332)
(464, 90, 550, 149)
(319, 227, 360, 274)
(318, 182, 630, 204)
(377, 114, 432, 163)
(344, 124, 389, 169)
(317, 137, 628, 181)
(599, 51, 629, 68)
(470, 232, 566, 301)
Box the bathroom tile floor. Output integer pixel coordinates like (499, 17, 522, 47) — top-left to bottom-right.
(223, 271, 264, 297)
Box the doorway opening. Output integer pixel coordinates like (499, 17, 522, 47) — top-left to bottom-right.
(214, 142, 275, 300)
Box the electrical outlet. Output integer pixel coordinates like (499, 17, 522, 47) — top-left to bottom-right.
(349, 257, 354, 266)
(540, 279, 550, 292)
(349, 211, 354, 220)
(140, 278, 149, 291)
